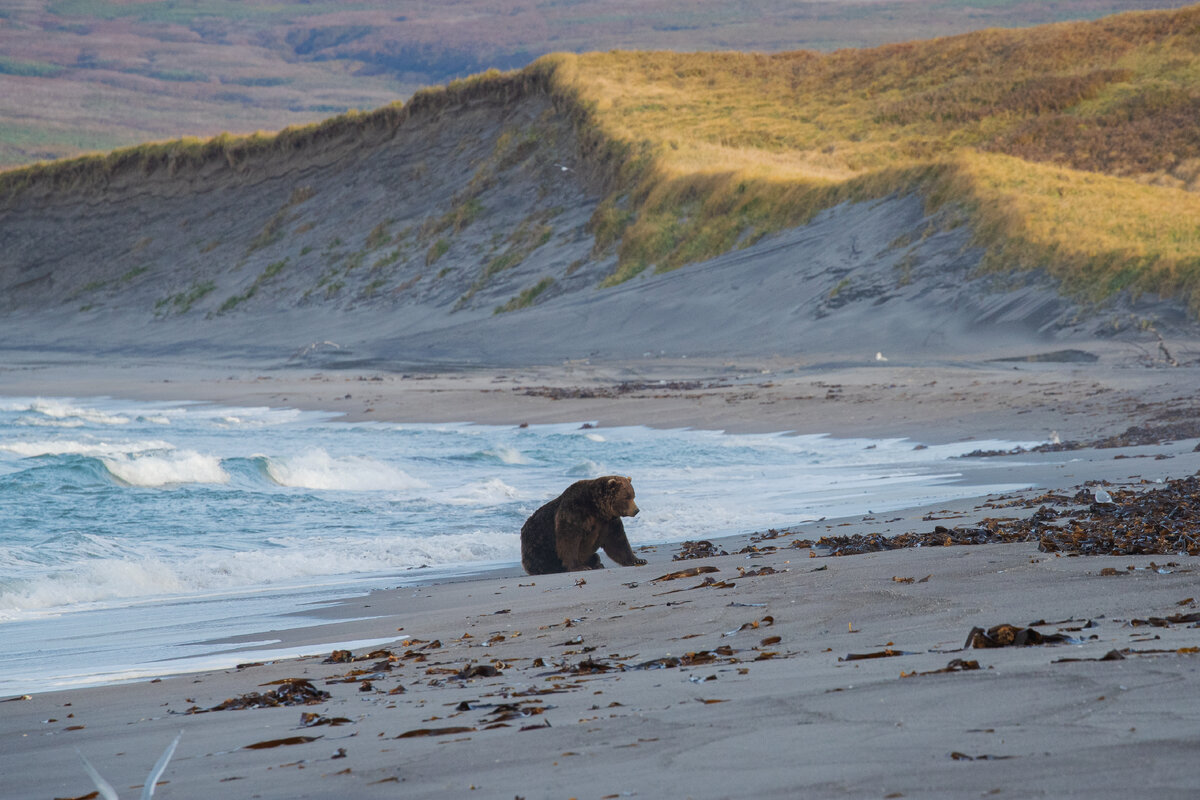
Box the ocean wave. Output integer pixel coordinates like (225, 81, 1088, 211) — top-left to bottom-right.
(0, 438, 176, 459)
(0, 530, 519, 615)
(567, 459, 605, 477)
(264, 448, 428, 491)
(0, 558, 189, 616)
(101, 450, 229, 487)
(7, 399, 132, 427)
(442, 477, 521, 506)
(481, 446, 533, 465)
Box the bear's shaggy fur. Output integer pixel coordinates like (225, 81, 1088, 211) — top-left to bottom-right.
(520, 475, 645, 575)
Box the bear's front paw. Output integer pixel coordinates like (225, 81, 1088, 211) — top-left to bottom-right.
(634, 557, 647, 566)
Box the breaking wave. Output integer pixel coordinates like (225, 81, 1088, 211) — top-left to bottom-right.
(264, 448, 428, 491)
(101, 451, 229, 487)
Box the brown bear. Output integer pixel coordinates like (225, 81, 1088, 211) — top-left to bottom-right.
(520, 475, 646, 575)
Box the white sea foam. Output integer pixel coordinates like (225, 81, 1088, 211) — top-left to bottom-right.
(568, 459, 605, 476)
(483, 446, 532, 465)
(585, 433, 606, 442)
(101, 450, 229, 487)
(0, 438, 175, 458)
(444, 477, 521, 505)
(0, 530, 518, 617)
(264, 448, 428, 491)
(14, 399, 132, 426)
(0, 558, 189, 616)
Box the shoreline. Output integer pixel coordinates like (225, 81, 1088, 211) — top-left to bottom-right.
(3, 357, 1200, 798)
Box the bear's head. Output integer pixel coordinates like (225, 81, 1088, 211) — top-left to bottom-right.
(596, 475, 639, 518)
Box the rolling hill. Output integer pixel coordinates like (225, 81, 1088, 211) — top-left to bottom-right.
(2, 0, 1195, 168)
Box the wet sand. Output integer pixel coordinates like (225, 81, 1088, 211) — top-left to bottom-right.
(3, 355, 1200, 799)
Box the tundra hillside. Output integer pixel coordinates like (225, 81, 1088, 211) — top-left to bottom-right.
(1, 6, 1199, 368)
(3, 0, 1193, 168)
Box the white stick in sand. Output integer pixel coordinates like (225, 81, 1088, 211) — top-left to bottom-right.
(76, 731, 182, 800)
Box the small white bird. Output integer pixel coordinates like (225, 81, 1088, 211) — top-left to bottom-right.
(1050, 431, 1061, 444)
(875, 352, 888, 362)
(78, 731, 181, 800)
(1094, 488, 1114, 504)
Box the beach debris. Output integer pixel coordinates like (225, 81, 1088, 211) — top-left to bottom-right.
(300, 713, 353, 727)
(653, 565, 719, 581)
(244, 736, 321, 749)
(394, 725, 476, 739)
(815, 474, 1200, 557)
(479, 701, 548, 727)
(191, 678, 330, 712)
(674, 540, 729, 560)
(456, 663, 503, 679)
(1128, 611, 1200, 627)
(949, 752, 1015, 761)
(723, 616, 774, 637)
(76, 731, 181, 800)
(965, 624, 1073, 649)
(519, 380, 719, 401)
(1053, 650, 1127, 663)
(839, 649, 912, 662)
(900, 658, 981, 677)
(655, 575, 736, 595)
(737, 565, 781, 578)
(323, 648, 395, 664)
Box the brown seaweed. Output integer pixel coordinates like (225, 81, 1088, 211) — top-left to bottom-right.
(193, 678, 331, 712)
(653, 565, 720, 581)
(817, 474, 1200, 557)
(965, 624, 1073, 648)
(839, 648, 912, 662)
(673, 540, 729, 560)
(395, 726, 476, 738)
(243, 736, 321, 749)
(901, 658, 981, 677)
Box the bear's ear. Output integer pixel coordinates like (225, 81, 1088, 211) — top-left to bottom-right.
(607, 477, 618, 487)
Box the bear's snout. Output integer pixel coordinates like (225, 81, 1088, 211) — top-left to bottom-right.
(627, 504, 640, 517)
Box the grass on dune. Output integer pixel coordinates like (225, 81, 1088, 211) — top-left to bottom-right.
(4, 5, 1200, 312)
(541, 5, 1200, 309)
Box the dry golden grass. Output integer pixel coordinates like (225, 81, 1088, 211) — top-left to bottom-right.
(4, 6, 1200, 311)
(540, 5, 1200, 308)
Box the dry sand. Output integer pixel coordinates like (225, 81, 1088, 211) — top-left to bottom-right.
(3, 356, 1200, 799)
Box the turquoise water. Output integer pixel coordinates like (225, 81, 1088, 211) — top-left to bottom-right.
(0, 396, 1033, 693)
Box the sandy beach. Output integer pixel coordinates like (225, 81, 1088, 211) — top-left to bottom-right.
(3, 353, 1200, 799)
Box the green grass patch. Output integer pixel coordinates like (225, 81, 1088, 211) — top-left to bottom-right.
(157, 280, 215, 315)
(495, 277, 555, 313)
(425, 238, 451, 266)
(366, 222, 392, 250)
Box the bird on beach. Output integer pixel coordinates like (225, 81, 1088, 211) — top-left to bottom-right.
(77, 731, 181, 800)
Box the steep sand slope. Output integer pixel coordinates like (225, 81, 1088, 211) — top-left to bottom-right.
(1, 76, 1196, 369)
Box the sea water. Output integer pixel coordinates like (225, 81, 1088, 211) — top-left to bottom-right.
(0, 396, 1035, 694)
